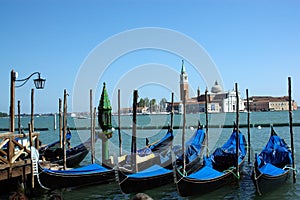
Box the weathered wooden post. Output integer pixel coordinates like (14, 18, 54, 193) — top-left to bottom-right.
(118, 89, 122, 156)
(28, 123, 34, 189)
(170, 92, 174, 130)
(90, 89, 94, 164)
(131, 90, 138, 172)
(54, 113, 57, 130)
(10, 70, 16, 133)
(92, 107, 96, 164)
(63, 89, 67, 170)
(205, 88, 209, 157)
(31, 88, 34, 132)
(182, 90, 187, 172)
(288, 77, 296, 183)
(59, 98, 63, 148)
(246, 89, 251, 164)
(18, 100, 21, 133)
(98, 83, 113, 166)
(235, 83, 240, 179)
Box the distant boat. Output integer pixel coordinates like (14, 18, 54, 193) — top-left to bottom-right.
(252, 127, 293, 195)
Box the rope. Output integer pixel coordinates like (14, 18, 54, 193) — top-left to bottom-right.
(30, 146, 51, 190)
(283, 166, 298, 173)
(175, 168, 188, 184)
(223, 166, 240, 179)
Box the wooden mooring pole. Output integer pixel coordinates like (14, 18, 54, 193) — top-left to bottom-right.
(18, 100, 21, 133)
(63, 89, 67, 170)
(235, 83, 240, 179)
(92, 107, 96, 164)
(182, 90, 187, 172)
(31, 88, 34, 132)
(29, 123, 35, 189)
(170, 92, 174, 130)
(288, 77, 296, 183)
(118, 89, 122, 156)
(246, 89, 251, 164)
(59, 98, 63, 148)
(90, 89, 95, 164)
(205, 88, 209, 157)
(131, 90, 138, 172)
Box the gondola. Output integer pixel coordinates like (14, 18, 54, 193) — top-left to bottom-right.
(252, 127, 293, 195)
(31, 148, 115, 190)
(117, 123, 206, 194)
(174, 128, 246, 197)
(39, 130, 94, 167)
(117, 128, 174, 172)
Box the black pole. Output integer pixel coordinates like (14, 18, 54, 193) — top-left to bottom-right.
(118, 89, 122, 156)
(205, 88, 209, 157)
(131, 90, 138, 172)
(288, 77, 296, 183)
(170, 92, 174, 130)
(235, 83, 240, 178)
(182, 90, 187, 172)
(246, 89, 251, 164)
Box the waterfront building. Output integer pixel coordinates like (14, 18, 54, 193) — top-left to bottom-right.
(168, 61, 245, 113)
(246, 96, 298, 111)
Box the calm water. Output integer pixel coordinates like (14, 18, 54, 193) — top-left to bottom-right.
(0, 111, 299, 200)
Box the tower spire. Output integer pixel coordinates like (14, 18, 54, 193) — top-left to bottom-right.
(181, 59, 186, 74)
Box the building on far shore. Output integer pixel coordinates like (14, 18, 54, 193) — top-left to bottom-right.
(168, 60, 245, 114)
(245, 96, 298, 112)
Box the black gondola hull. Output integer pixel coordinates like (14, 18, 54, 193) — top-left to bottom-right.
(252, 167, 291, 194)
(175, 159, 245, 197)
(38, 165, 115, 189)
(117, 169, 173, 194)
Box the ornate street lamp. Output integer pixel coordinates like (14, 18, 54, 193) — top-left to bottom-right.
(10, 70, 46, 133)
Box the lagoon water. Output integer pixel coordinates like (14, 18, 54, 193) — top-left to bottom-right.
(0, 111, 299, 199)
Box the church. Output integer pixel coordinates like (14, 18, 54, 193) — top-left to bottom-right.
(169, 60, 245, 113)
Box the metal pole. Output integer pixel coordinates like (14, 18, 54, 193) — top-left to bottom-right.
(131, 90, 138, 172)
(31, 88, 34, 132)
(63, 89, 67, 170)
(118, 89, 122, 156)
(288, 77, 296, 183)
(18, 100, 21, 133)
(182, 90, 186, 172)
(205, 88, 209, 157)
(246, 89, 251, 164)
(235, 83, 240, 178)
(10, 70, 16, 133)
(59, 98, 63, 148)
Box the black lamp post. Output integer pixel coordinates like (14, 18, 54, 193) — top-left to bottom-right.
(10, 70, 46, 133)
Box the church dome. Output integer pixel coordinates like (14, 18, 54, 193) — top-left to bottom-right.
(211, 80, 222, 93)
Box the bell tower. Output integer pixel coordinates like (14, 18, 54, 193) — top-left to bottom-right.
(180, 60, 189, 101)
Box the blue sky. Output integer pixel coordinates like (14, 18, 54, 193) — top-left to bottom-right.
(0, 0, 299, 113)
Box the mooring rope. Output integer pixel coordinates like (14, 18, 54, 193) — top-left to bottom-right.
(223, 166, 240, 179)
(30, 146, 51, 190)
